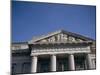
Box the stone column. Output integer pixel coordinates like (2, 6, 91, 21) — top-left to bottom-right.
(51, 54, 56, 72)
(31, 56, 38, 73)
(86, 54, 92, 69)
(68, 54, 75, 71)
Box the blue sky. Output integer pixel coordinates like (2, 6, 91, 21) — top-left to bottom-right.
(12, 1, 96, 42)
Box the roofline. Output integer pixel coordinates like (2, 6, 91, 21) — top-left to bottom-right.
(62, 30, 95, 41)
(12, 41, 28, 44)
(29, 29, 95, 43)
(12, 30, 95, 44)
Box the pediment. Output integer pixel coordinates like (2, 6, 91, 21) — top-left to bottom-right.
(29, 30, 93, 44)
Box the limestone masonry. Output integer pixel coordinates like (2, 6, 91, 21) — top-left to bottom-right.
(11, 30, 96, 75)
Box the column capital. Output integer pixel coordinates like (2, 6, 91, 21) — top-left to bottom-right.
(68, 53, 74, 55)
(50, 54, 56, 56)
(31, 55, 38, 57)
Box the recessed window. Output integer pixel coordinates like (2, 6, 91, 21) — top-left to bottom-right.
(22, 62, 31, 73)
(12, 63, 16, 75)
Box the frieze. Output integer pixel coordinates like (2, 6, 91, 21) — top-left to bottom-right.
(31, 46, 91, 56)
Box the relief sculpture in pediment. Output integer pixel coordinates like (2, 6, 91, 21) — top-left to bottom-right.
(35, 33, 84, 43)
(29, 30, 92, 44)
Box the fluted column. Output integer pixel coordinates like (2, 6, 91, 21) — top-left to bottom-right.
(86, 54, 92, 69)
(51, 54, 56, 72)
(31, 56, 38, 73)
(68, 54, 75, 71)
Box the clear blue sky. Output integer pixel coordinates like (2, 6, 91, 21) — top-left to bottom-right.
(12, 1, 96, 42)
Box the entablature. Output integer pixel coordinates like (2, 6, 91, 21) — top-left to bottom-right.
(31, 44, 91, 56)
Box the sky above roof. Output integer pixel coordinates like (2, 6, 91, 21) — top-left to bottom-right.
(12, 1, 96, 42)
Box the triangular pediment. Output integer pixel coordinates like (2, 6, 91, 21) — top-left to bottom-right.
(29, 30, 93, 44)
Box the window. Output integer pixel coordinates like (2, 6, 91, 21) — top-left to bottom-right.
(57, 59, 68, 71)
(22, 62, 31, 73)
(12, 63, 16, 75)
(75, 58, 85, 70)
(38, 59, 50, 73)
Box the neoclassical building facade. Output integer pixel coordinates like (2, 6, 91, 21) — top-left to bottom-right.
(11, 30, 96, 75)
